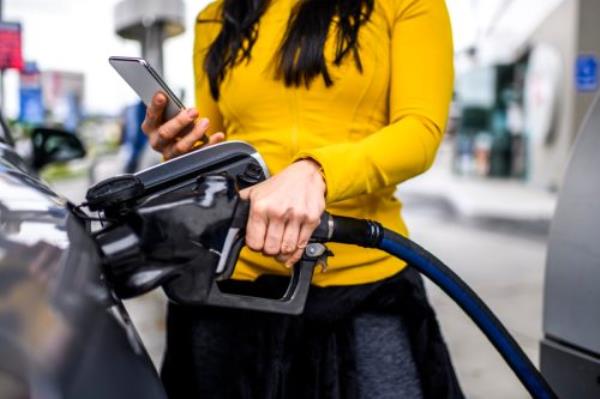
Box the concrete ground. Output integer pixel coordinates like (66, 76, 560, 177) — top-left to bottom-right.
(52, 148, 552, 398)
(404, 200, 547, 399)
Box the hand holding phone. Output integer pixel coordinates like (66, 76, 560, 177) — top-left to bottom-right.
(109, 56, 224, 159)
(144, 93, 224, 160)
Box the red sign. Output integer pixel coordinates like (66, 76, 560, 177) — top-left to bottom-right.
(0, 22, 24, 71)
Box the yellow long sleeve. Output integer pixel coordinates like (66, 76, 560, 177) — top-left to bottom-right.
(294, 0, 454, 203)
(193, 0, 454, 286)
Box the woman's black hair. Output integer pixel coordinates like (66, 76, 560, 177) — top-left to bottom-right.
(200, 0, 374, 100)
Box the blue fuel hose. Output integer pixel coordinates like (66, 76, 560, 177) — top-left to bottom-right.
(325, 216, 559, 399)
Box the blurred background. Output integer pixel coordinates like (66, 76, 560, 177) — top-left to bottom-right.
(1, 0, 598, 398)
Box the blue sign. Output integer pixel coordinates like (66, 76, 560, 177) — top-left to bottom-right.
(19, 87, 44, 124)
(576, 55, 598, 92)
(19, 61, 44, 124)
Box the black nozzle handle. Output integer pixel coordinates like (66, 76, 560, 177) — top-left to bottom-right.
(198, 203, 382, 314)
(205, 259, 316, 315)
(198, 198, 318, 315)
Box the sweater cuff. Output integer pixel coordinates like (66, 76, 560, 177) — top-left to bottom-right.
(293, 142, 366, 204)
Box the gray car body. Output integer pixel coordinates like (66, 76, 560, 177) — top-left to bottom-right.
(0, 118, 167, 398)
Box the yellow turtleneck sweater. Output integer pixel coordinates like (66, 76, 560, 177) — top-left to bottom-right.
(193, 0, 454, 286)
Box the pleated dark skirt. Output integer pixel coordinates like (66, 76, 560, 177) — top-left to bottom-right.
(161, 267, 464, 399)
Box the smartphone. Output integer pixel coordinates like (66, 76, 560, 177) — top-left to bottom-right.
(110, 56, 209, 148)
(109, 56, 185, 121)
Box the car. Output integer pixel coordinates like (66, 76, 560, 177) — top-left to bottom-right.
(0, 115, 167, 399)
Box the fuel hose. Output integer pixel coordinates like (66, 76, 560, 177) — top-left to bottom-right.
(315, 215, 559, 399)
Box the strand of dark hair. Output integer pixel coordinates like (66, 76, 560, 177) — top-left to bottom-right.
(199, 0, 374, 100)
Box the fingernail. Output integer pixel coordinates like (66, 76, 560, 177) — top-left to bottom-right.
(297, 241, 308, 249)
(187, 108, 198, 118)
(199, 118, 209, 128)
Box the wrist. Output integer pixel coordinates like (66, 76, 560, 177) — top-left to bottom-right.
(296, 158, 327, 196)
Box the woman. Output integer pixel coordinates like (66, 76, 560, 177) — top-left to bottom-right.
(142, 0, 463, 397)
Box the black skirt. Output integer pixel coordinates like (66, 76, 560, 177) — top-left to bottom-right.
(161, 267, 464, 399)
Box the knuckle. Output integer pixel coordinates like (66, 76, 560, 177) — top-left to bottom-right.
(263, 243, 278, 255)
(267, 206, 286, 220)
(264, 249, 277, 256)
(244, 224, 265, 251)
(157, 126, 170, 140)
(264, 232, 281, 248)
(289, 253, 302, 264)
(249, 212, 264, 225)
(169, 146, 180, 158)
(178, 111, 192, 124)
(265, 229, 280, 241)
(154, 98, 165, 109)
(281, 241, 295, 254)
(246, 240, 262, 252)
(306, 214, 320, 226)
(287, 208, 302, 221)
(175, 140, 189, 154)
(296, 211, 311, 223)
(149, 136, 161, 151)
(263, 248, 276, 256)
(252, 200, 268, 216)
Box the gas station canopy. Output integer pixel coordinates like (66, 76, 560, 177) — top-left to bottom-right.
(114, 0, 185, 41)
